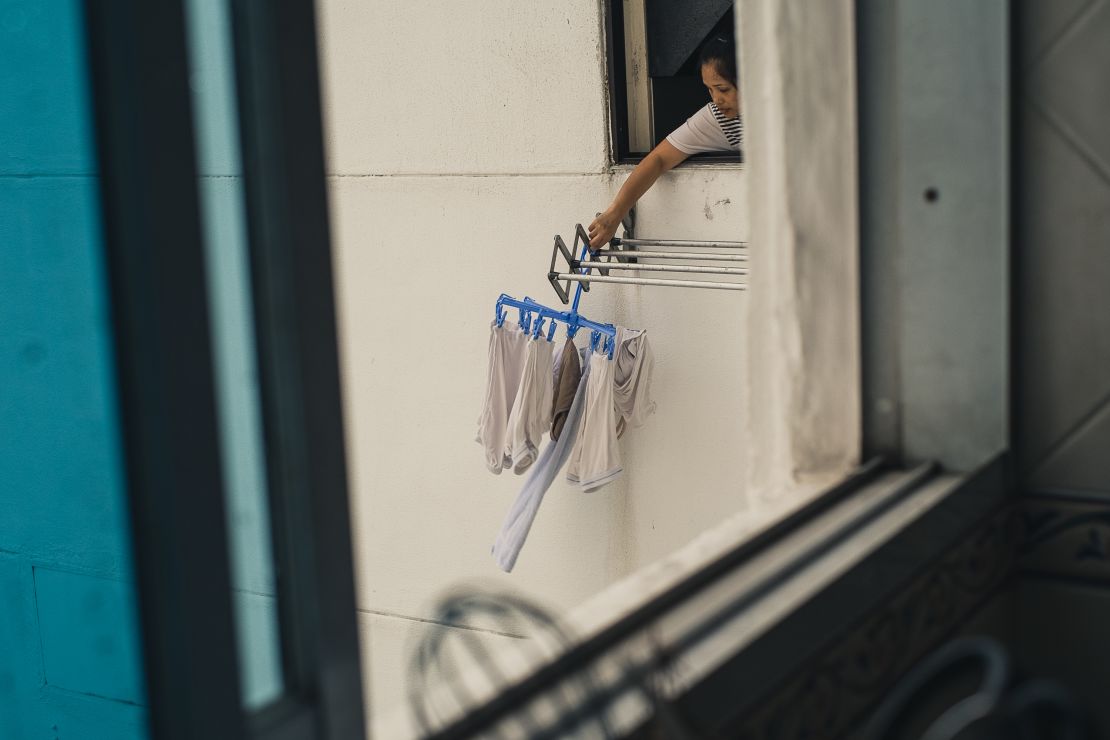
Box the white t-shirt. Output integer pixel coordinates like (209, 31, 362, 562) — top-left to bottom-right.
(666, 103, 743, 155)
(566, 351, 621, 493)
(505, 336, 555, 475)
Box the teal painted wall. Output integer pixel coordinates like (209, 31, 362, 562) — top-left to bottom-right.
(0, 1, 149, 737)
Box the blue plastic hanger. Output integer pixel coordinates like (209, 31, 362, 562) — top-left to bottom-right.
(493, 293, 616, 347)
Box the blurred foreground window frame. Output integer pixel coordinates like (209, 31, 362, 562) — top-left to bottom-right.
(85, 0, 364, 738)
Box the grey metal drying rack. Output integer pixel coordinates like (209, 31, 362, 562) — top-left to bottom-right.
(547, 213, 747, 304)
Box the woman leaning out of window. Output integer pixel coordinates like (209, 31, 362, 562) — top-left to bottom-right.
(588, 34, 743, 248)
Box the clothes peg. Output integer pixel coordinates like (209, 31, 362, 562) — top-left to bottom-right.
(604, 334, 615, 359)
(546, 319, 557, 342)
(495, 294, 511, 327)
(590, 330, 602, 353)
(532, 316, 545, 339)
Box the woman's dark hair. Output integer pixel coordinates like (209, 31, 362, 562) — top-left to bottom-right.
(698, 33, 737, 85)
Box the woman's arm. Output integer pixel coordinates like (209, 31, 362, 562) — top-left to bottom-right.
(588, 139, 689, 248)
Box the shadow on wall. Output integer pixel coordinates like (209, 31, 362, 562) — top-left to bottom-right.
(405, 585, 710, 738)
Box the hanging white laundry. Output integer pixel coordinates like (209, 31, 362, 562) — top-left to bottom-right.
(492, 354, 592, 572)
(612, 327, 656, 438)
(475, 320, 527, 474)
(504, 335, 555, 475)
(566, 350, 622, 493)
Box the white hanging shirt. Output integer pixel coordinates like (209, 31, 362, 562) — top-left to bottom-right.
(504, 335, 555, 475)
(475, 321, 527, 474)
(566, 350, 622, 493)
(491, 356, 592, 572)
(612, 327, 656, 438)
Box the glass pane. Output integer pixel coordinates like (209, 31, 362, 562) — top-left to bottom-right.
(0, 0, 148, 736)
(316, 0, 750, 727)
(183, 0, 284, 709)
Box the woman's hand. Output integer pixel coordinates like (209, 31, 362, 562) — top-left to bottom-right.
(588, 210, 622, 250)
(587, 140, 690, 250)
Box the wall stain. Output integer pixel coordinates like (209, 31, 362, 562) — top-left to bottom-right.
(704, 197, 732, 220)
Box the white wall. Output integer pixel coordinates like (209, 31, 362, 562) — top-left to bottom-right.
(316, 0, 749, 719)
(739, 0, 860, 500)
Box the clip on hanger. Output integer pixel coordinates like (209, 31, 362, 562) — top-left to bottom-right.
(587, 329, 617, 359)
(592, 331, 604, 355)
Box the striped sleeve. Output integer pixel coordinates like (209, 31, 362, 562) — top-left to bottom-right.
(665, 103, 742, 154)
(710, 104, 743, 149)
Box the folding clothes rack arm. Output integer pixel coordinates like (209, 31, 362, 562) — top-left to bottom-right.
(547, 222, 748, 302)
(494, 218, 744, 357)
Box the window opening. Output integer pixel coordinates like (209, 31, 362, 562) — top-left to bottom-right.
(607, 1, 740, 163)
